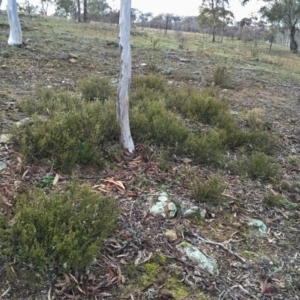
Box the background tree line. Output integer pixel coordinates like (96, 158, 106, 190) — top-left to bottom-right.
(13, 0, 300, 53)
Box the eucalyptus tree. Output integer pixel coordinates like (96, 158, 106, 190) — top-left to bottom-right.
(139, 12, 153, 29)
(117, 0, 134, 153)
(242, 0, 300, 53)
(88, 0, 111, 22)
(199, 0, 234, 42)
(55, 0, 75, 18)
(7, 0, 22, 45)
(259, 0, 300, 53)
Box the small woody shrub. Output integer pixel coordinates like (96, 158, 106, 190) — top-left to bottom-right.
(0, 181, 118, 279)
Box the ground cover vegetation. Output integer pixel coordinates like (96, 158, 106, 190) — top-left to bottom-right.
(0, 12, 300, 300)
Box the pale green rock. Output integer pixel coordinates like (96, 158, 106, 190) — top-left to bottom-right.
(178, 242, 218, 274)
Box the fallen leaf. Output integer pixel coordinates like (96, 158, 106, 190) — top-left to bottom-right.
(103, 178, 125, 190)
(260, 281, 275, 295)
(21, 169, 29, 179)
(53, 173, 60, 185)
(181, 157, 192, 164)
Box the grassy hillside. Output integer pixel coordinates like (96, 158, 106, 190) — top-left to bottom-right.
(0, 13, 300, 300)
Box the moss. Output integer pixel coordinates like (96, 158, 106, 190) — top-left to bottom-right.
(167, 276, 189, 298)
(242, 250, 258, 259)
(179, 241, 193, 248)
(124, 265, 142, 280)
(156, 253, 167, 264)
(144, 263, 160, 276)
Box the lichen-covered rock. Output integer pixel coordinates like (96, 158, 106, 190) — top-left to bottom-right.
(178, 242, 218, 274)
(150, 192, 177, 218)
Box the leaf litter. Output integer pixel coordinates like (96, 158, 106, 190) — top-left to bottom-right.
(0, 13, 300, 300)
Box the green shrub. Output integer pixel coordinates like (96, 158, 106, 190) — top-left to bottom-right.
(18, 87, 80, 117)
(264, 193, 298, 209)
(131, 74, 166, 92)
(131, 100, 189, 148)
(184, 130, 223, 164)
(166, 86, 234, 130)
(79, 76, 115, 102)
(191, 175, 225, 205)
(224, 128, 276, 155)
(238, 152, 279, 181)
(246, 112, 266, 130)
(0, 181, 118, 274)
(213, 66, 232, 88)
(247, 130, 277, 155)
(130, 86, 166, 105)
(13, 94, 119, 171)
(158, 150, 172, 172)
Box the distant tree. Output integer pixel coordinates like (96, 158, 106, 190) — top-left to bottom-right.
(77, 0, 81, 22)
(19, 0, 39, 14)
(219, 3, 234, 41)
(83, 0, 88, 22)
(55, 0, 75, 18)
(7, 0, 22, 45)
(265, 25, 277, 52)
(40, 0, 52, 15)
(117, 0, 134, 153)
(138, 12, 153, 29)
(150, 14, 164, 29)
(181, 16, 201, 32)
(237, 17, 252, 40)
(199, 0, 233, 42)
(259, 0, 300, 53)
(131, 8, 140, 24)
(238, 17, 252, 28)
(88, 0, 111, 22)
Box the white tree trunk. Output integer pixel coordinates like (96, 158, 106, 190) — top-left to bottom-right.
(7, 0, 22, 46)
(117, 0, 135, 153)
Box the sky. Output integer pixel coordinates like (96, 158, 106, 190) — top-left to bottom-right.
(110, 0, 262, 21)
(1, 0, 262, 22)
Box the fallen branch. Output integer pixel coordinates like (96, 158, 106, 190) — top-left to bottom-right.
(193, 232, 246, 263)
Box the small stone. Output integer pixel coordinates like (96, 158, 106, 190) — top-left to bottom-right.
(165, 229, 178, 242)
(0, 134, 12, 143)
(158, 195, 168, 202)
(69, 53, 78, 59)
(0, 162, 7, 171)
(183, 208, 198, 217)
(230, 110, 239, 115)
(140, 63, 147, 67)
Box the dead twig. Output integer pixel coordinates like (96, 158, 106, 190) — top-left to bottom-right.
(193, 232, 246, 263)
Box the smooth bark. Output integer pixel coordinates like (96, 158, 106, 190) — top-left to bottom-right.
(7, 0, 22, 45)
(117, 0, 134, 153)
